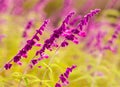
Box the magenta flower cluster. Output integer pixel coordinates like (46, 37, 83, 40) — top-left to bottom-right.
(30, 9, 100, 67)
(104, 25, 120, 52)
(22, 20, 33, 38)
(4, 20, 49, 70)
(55, 65, 77, 87)
(4, 9, 100, 70)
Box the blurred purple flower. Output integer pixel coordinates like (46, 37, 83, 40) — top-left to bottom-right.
(55, 65, 77, 87)
(4, 20, 49, 70)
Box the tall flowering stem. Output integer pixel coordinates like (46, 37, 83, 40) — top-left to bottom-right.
(31, 11, 75, 66)
(22, 20, 33, 38)
(55, 65, 77, 87)
(3, 9, 101, 70)
(62, 9, 101, 45)
(104, 25, 120, 52)
(4, 20, 49, 70)
(29, 9, 101, 68)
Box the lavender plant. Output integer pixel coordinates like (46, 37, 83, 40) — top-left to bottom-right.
(0, 0, 120, 87)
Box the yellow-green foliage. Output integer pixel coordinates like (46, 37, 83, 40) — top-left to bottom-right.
(1, 29, 120, 87)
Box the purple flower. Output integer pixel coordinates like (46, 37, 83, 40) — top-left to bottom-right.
(71, 65, 77, 69)
(4, 20, 49, 70)
(4, 63, 12, 70)
(70, 16, 82, 26)
(34, 9, 101, 67)
(55, 65, 77, 87)
(36, 30, 42, 35)
(33, 34, 40, 41)
(36, 11, 75, 57)
(61, 41, 68, 47)
(65, 34, 75, 40)
(63, 11, 75, 24)
(24, 44, 32, 51)
(22, 31, 27, 38)
(78, 9, 101, 30)
(79, 31, 86, 37)
(59, 74, 67, 83)
(39, 19, 49, 31)
(112, 34, 117, 38)
(3, 8, 101, 71)
(26, 21, 33, 30)
(103, 25, 120, 52)
(55, 83, 62, 87)
(27, 40, 36, 46)
(18, 49, 27, 56)
(61, 9, 100, 48)
(22, 20, 33, 38)
(31, 59, 38, 65)
(71, 29, 80, 34)
(13, 55, 21, 63)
